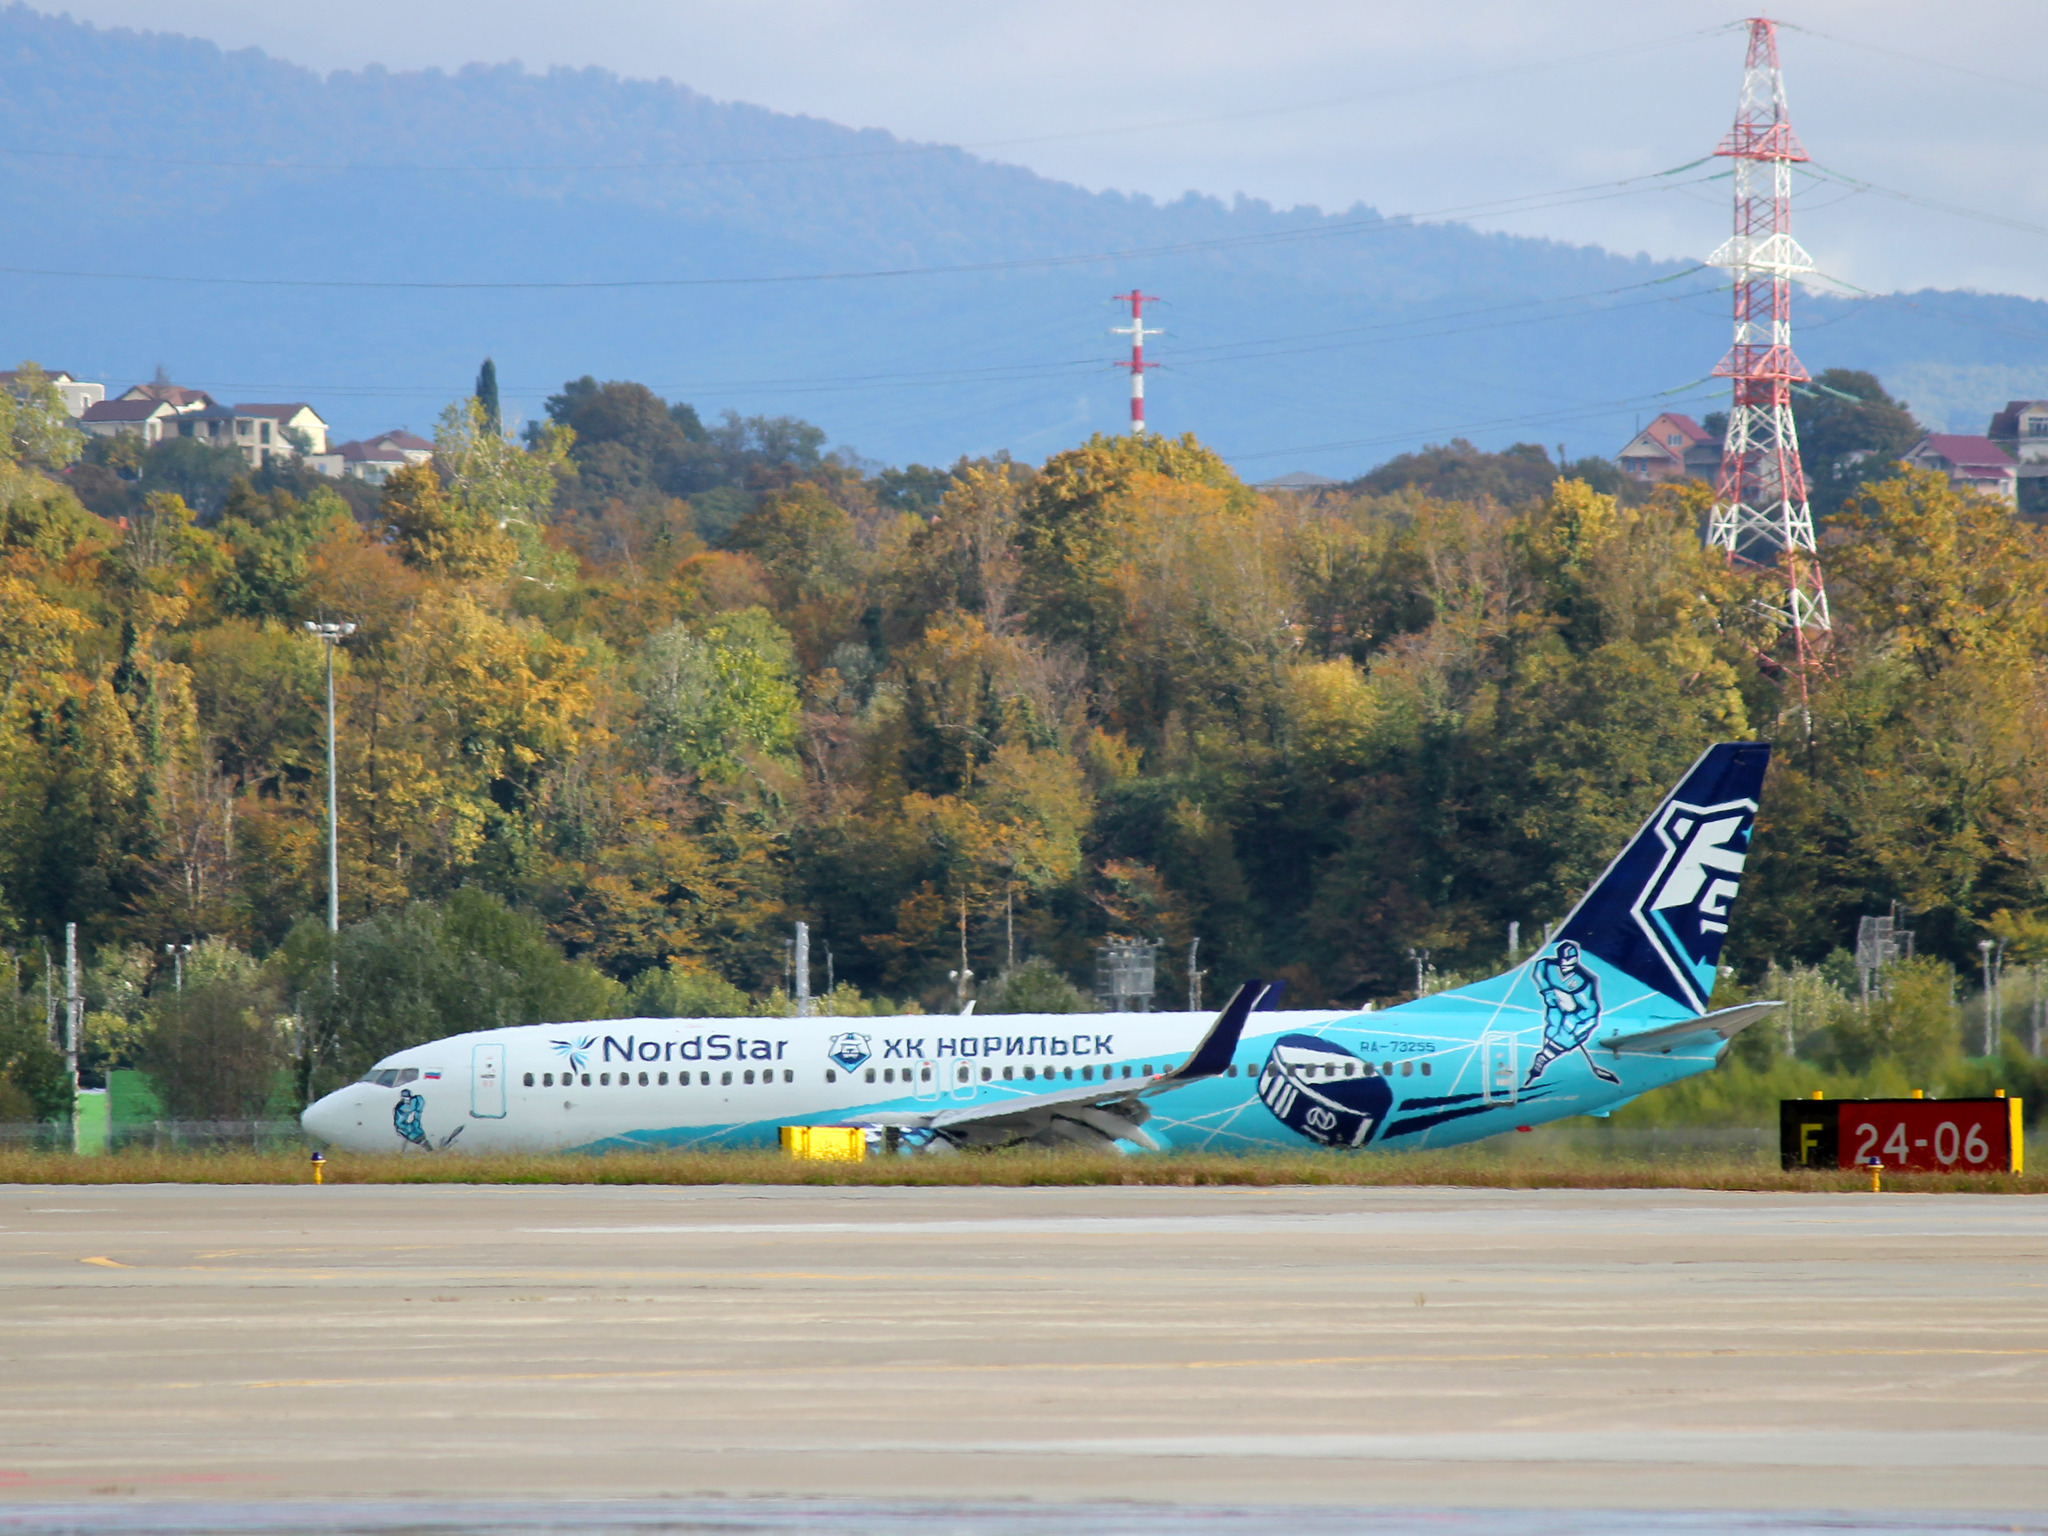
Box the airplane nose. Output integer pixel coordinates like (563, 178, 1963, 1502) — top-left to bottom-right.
(301, 1092, 348, 1144)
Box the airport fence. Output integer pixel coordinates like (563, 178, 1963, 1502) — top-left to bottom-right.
(0, 1118, 305, 1152)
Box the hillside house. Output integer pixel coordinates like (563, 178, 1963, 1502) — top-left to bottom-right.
(1988, 401, 2048, 462)
(0, 368, 103, 418)
(1617, 413, 1719, 483)
(310, 429, 433, 484)
(97, 385, 327, 467)
(233, 403, 329, 462)
(116, 382, 214, 412)
(1987, 400, 2048, 508)
(79, 396, 182, 443)
(1903, 434, 2017, 504)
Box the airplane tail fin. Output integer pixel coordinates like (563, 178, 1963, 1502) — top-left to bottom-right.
(1546, 741, 1771, 1016)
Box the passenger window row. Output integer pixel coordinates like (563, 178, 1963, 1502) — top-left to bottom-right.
(503, 1055, 1429, 1094)
(521, 1069, 799, 1088)
(1257, 1058, 1432, 1080)
(855, 1062, 1166, 1087)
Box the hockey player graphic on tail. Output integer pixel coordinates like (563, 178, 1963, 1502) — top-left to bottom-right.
(1524, 941, 1619, 1086)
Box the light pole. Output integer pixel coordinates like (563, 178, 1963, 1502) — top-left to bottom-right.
(163, 942, 193, 992)
(303, 622, 357, 939)
(1978, 939, 1996, 1057)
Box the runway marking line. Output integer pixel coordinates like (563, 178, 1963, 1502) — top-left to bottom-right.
(150, 1344, 2048, 1393)
(79, 1256, 130, 1268)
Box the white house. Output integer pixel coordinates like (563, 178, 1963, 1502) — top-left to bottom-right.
(310, 429, 434, 485)
(1903, 434, 2018, 505)
(97, 385, 329, 468)
(232, 403, 330, 462)
(0, 368, 104, 418)
(79, 396, 183, 443)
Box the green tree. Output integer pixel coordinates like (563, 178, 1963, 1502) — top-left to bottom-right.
(281, 890, 623, 1095)
(628, 965, 756, 1018)
(475, 357, 502, 435)
(139, 972, 288, 1120)
(543, 376, 710, 504)
(0, 965, 71, 1122)
(1352, 438, 1560, 505)
(0, 362, 84, 472)
(1016, 432, 1249, 668)
(213, 482, 356, 621)
(1793, 369, 1923, 520)
(380, 462, 518, 581)
(635, 608, 801, 780)
(1828, 467, 2048, 676)
(979, 956, 1091, 1013)
(435, 397, 573, 580)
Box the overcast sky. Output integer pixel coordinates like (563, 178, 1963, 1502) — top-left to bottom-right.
(44, 1, 2048, 301)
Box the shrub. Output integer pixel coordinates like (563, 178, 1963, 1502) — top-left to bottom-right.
(978, 957, 1093, 1014)
(139, 976, 287, 1121)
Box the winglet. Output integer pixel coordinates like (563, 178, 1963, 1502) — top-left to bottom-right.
(1596, 999, 1782, 1055)
(1154, 980, 1263, 1086)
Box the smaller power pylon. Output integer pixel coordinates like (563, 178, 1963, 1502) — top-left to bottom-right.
(1112, 291, 1160, 435)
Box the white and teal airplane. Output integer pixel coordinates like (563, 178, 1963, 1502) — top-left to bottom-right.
(302, 742, 1780, 1156)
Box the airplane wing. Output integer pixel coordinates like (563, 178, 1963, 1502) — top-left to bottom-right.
(1595, 1000, 1782, 1055)
(846, 980, 1265, 1152)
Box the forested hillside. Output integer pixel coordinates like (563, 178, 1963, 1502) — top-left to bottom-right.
(3, 5, 2046, 471)
(4, 364, 2048, 1119)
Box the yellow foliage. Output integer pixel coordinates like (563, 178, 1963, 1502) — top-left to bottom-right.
(1282, 657, 1379, 766)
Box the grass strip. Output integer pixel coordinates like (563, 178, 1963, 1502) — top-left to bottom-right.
(1, 1145, 2042, 1192)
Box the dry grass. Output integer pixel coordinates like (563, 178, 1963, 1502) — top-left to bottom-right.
(1, 1143, 2042, 1193)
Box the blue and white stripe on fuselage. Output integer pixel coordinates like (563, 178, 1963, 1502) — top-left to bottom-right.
(302, 1009, 1352, 1155)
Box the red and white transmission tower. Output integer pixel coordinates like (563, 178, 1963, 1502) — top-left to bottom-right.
(1705, 17, 1830, 650)
(1112, 291, 1160, 435)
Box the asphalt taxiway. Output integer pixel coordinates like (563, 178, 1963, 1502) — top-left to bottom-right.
(1, 1184, 2044, 1512)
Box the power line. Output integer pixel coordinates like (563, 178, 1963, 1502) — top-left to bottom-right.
(0, 166, 1719, 292)
(1225, 379, 1723, 465)
(1803, 162, 2048, 243)
(150, 264, 1728, 403)
(1171, 279, 1727, 370)
(1782, 22, 2048, 101)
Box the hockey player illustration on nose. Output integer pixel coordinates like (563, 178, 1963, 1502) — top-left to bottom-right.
(1524, 941, 1620, 1086)
(393, 1087, 429, 1148)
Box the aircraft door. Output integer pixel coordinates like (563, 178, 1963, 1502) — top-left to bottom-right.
(471, 1043, 507, 1118)
(913, 1057, 941, 1102)
(1479, 1034, 1517, 1106)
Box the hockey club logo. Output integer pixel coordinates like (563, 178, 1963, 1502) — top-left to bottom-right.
(1255, 1034, 1394, 1149)
(1630, 797, 1756, 1012)
(827, 1032, 873, 1072)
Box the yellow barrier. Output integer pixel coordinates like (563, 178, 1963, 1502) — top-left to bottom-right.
(780, 1125, 866, 1161)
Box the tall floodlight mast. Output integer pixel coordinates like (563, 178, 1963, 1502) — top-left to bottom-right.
(1112, 291, 1160, 435)
(1705, 17, 1829, 692)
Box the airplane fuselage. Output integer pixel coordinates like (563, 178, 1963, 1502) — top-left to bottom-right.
(301, 991, 1726, 1156)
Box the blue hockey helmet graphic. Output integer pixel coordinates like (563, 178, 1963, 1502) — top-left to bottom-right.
(1255, 1034, 1395, 1148)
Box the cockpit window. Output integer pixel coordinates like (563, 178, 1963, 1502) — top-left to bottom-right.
(362, 1069, 401, 1087)
(394, 1068, 419, 1086)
